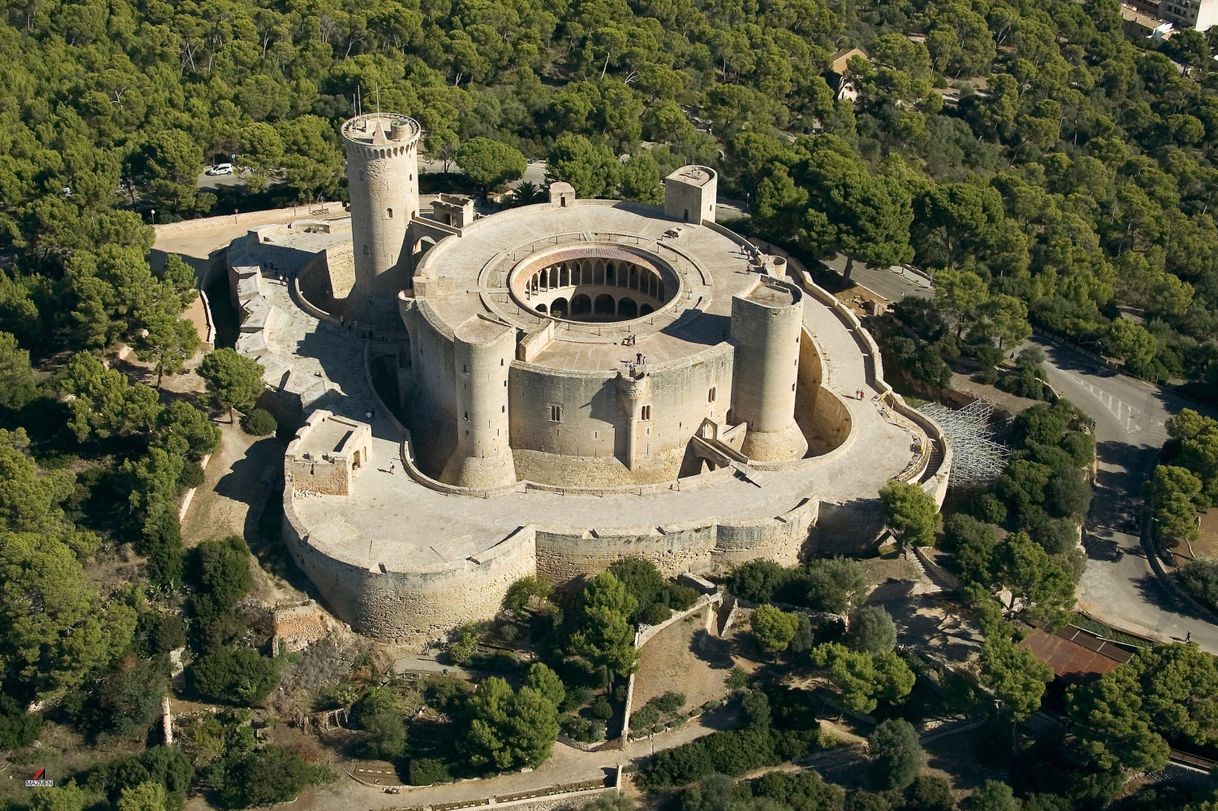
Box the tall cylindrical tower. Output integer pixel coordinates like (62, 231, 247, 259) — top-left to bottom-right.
(730, 276, 808, 462)
(341, 112, 421, 323)
(442, 318, 518, 489)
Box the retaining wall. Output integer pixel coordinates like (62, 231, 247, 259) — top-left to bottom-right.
(780, 258, 952, 506)
(282, 496, 537, 645)
(534, 498, 816, 583)
(154, 202, 346, 242)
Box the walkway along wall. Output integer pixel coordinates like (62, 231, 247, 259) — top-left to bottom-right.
(772, 253, 951, 507)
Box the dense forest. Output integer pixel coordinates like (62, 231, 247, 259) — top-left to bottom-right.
(1, 0, 1218, 384)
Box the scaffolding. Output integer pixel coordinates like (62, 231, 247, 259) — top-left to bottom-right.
(918, 399, 1010, 488)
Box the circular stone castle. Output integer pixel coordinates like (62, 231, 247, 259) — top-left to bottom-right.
(226, 112, 949, 646)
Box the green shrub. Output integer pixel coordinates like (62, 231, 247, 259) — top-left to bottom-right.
(190, 535, 253, 648)
(446, 623, 480, 665)
(240, 408, 277, 436)
(350, 687, 407, 761)
(606, 557, 666, 620)
(665, 583, 701, 610)
(468, 649, 522, 672)
(141, 507, 184, 588)
(726, 668, 749, 691)
(77, 655, 170, 740)
(972, 367, 998, 385)
(652, 692, 686, 714)
(630, 704, 661, 732)
(904, 774, 953, 811)
(423, 674, 470, 710)
(0, 694, 41, 750)
(408, 757, 453, 786)
(211, 745, 330, 808)
(561, 715, 606, 743)
(560, 685, 594, 713)
(590, 696, 614, 720)
(189, 647, 282, 705)
(748, 770, 846, 810)
(639, 726, 817, 789)
(971, 493, 1008, 525)
(177, 459, 205, 490)
(137, 611, 186, 655)
(1177, 560, 1218, 613)
(87, 746, 194, 807)
(869, 719, 924, 791)
(640, 602, 672, 625)
(728, 560, 790, 603)
(741, 690, 771, 729)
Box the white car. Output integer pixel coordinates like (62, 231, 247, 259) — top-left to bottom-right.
(206, 163, 234, 176)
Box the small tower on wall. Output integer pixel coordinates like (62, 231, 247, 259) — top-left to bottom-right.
(730, 277, 808, 462)
(664, 165, 718, 225)
(341, 113, 421, 324)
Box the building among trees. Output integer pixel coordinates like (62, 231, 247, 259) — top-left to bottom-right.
(228, 112, 948, 645)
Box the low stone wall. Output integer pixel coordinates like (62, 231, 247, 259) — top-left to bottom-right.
(282, 495, 537, 645)
(198, 289, 217, 347)
(622, 597, 719, 742)
(177, 452, 213, 521)
(534, 498, 816, 583)
(787, 263, 952, 507)
(154, 202, 346, 241)
(277, 342, 823, 645)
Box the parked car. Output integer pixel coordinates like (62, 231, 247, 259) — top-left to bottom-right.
(206, 162, 234, 176)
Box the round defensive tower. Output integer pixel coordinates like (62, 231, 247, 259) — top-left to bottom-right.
(730, 276, 808, 461)
(440, 317, 518, 489)
(341, 112, 421, 323)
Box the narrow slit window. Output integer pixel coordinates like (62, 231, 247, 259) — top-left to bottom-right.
(549, 404, 563, 422)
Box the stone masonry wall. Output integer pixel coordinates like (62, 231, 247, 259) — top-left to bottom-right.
(535, 498, 817, 583)
(285, 478, 816, 646)
(508, 346, 734, 484)
(285, 456, 350, 496)
(282, 492, 536, 645)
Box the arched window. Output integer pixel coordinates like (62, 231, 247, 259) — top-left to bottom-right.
(618, 297, 638, 318)
(594, 294, 615, 316)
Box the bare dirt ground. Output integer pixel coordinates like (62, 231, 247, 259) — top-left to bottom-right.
(835, 284, 889, 319)
(180, 422, 278, 548)
(1174, 507, 1218, 563)
(632, 608, 749, 715)
(948, 371, 1042, 417)
(113, 339, 207, 399)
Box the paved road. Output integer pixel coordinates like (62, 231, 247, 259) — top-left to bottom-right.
(829, 261, 1218, 651)
(1037, 343, 1218, 651)
(826, 256, 933, 302)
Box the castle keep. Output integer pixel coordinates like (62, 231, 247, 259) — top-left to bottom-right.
(227, 112, 948, 645)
